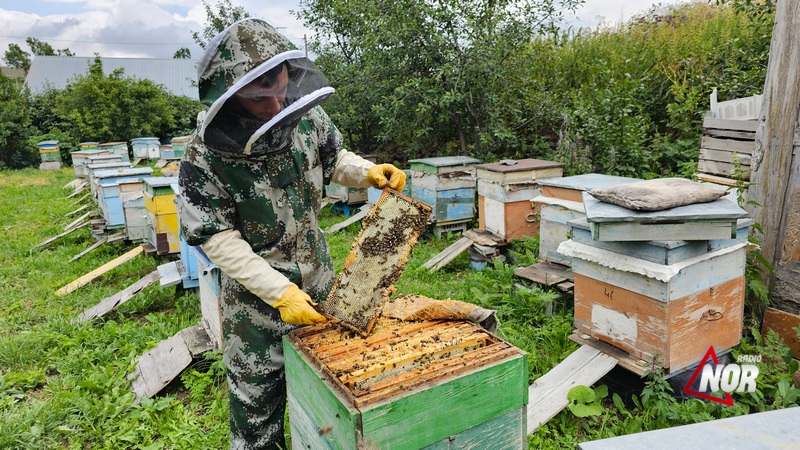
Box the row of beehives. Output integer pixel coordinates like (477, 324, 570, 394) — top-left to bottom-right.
(69, 149, 226, 348)
(37, 136, 192, 169)
(530, 173, 750, 375)
(333, 156, 570, 239)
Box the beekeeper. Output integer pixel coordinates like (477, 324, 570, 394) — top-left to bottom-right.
(177, 18, 406, 449)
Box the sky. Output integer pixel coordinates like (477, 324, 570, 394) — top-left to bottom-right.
(0, 0, 681, 61)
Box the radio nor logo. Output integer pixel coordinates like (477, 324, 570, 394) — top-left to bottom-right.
(682, 346, 760, 406)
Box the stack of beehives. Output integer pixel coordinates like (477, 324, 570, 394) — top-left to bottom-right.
(558, 180, 751, 374)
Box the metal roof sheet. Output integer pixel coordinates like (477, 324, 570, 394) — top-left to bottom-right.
(25, 56, 198, 99)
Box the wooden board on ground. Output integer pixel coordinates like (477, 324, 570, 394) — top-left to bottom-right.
(34, 221, 90, 249)
(128, 323, 213, 403)
(64, 211, 94, 231)
(514, 261, 574, 293)
(74, 270, 160, 323)
(324, 204, 370, 233)
(70, 192, 90, 206)
(527, 345, 618, 434)
(64, 204, 89, 217)
(55, 245, 144, 296)
(569, 332, 649, 377)
(66, 182, 89, 199)
(463, 228, 507, 247)
(69, 232, 125, 262)
(131, 157, 143, 166)
(762, 307, 800, 359)
(422, 236, 474, 272)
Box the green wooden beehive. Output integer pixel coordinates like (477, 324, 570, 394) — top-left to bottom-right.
(284, 318, 528, 450)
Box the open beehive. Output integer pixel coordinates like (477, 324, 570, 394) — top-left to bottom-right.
(321, 189, 431, 335)
(284, 317, 528, 450)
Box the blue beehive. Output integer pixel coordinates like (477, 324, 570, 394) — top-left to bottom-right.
(95, 168, 154, 229)
(409, 156, 480, 223)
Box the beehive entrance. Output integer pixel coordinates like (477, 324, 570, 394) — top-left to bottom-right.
(321, 189, 430, 334)
(288, 318, 520, 408)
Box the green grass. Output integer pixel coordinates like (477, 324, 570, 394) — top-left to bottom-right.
(2, 168, 797, 449)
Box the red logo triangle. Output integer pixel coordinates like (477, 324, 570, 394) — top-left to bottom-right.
(682, 346, 735, 406)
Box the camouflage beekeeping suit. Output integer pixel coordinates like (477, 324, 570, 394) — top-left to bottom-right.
(177, 18, 375, 449)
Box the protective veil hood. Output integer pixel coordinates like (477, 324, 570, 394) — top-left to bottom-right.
(196, 18, 334, 157)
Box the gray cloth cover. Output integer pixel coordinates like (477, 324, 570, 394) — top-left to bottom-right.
(587, 177, 727, 211)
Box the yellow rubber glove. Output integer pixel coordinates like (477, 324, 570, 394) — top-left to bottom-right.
(273, 285, 328, 325)
(366, 163, 406, 192)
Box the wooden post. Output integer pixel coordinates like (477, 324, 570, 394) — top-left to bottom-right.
(746, 2, 800, 314)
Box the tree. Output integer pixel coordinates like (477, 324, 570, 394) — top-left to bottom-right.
(173, 47, 192, 59)
(3, 38, 73, 73)
(191, 0, 251, 49)
(3, 43, 31, 71)
(297, 0, 583, 159)
(0, 73, 34, 168)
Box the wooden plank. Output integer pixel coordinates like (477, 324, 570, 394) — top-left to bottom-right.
(70, 192, 90, 206)
(131, 157, 143, 166)
(324, 204, 370, 233)
(700, 136, 755, 154)
(55, 245, 144, 296)
(698, 160, 751, 180)
(699, 148, 752, 165)
(64, 211, 92, 231)
(703, 127, 756, 140)
(745, 1, 800, 310)
(702, 117, 758, 133)
(64, 204, 89, 217)
(695, 173, 740, 187)
(128, 323, 208, 402)
(541, 185, 583, 203)
(762, 307, 800, 359)
(514, 261, 573, 287)
(66, 182, 88, 198)
(569, 333, 649, 376)
(68, 233, 125, 263)
(527, 345, 618, 434)
(74, 270, 160, 323)
(463, 228, 505, 247)
(421, 236, 474, 272)
(360, 354, 527, 450)
(33, 221, 90, 249)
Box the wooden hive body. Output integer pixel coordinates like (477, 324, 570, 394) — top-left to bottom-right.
(326, 181, 368, 205)
(561, 238, 747, 373)
(95, 168, 153, 230)
(98, 142, 129, 161)
(409, 157, 479, 223)
(119, 180, 147, 242)
(37, 140, 61, 163)
(70, 149, 112, 178)
(475, 158, 564, 242)
(143, 177, 180, 255)
(131, 137, 161, 159)
(87, 162, 134, 198)
(284, 319, 528, 450)
(534, 174, 640, 266)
